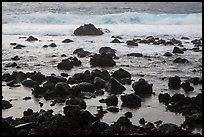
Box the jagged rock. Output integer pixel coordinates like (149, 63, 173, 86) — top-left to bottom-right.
(168, 76, 181, 90)
(105, 77, 126, 94)
(121, 93, 141, 108)
(112, 68, 131, 82)
(180, 81, 194, 92)
(26, 36, 38, 42)
(173, 47, 184, 54)
(74, 24, 104, 36)
(90, 52, 116, 67)
(132, 78, 153, 95)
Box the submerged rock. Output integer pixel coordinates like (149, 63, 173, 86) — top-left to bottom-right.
(74, 24, 104, 36)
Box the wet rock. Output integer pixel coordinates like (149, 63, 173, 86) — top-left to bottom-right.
(57, 57, 81, 70)
(191, 39, 201, 45)
(139, 118, 147, 125)
(89, 121, 109, 135)
(2, 100, 12, 109)
(158, 123, 180, 135)
(23, 108, 34, 116)
(77, 50, 92, 58)
(91, 69, 111, 82)
(42, 45, 48, 48)
(120, 78, 132, 85)
(158, 93, 171, 104)
(74, 24, 104, 36)
(49, 43, 57, 47)
(181, 37, 189, 40)
(65, 97, 86, 109)
(99, 47, 116, 57)
(2, 73, 15, 82)
(126, 40, 138, 46)
(157, 39, 166, 45)
(62, 38, 74, 43)
(6, 80, 21, 87)
(26, 36, 38, 42)
(90, 52, 116, 67)
(111, 38, 121, 43)
(61, 54, 67, 57)
(127, 53, 143, 57)
(2, 118, 16, 135)
(163, 52, 172, 57)
(54, 82, 71, 95)
(112, 68, 131, 82)
(165, 41, 174, 46)
(181, 81, 194, 92)
(73, 48, 84, 54)
(93, 77, 106, 89)
(183, 113, 202, 129)
(111, 36, 123, 39)
(61, 73, 68, 77)
(169, 93, 185, 104)
(22, 96, 31, 100)
(100, 95, 118, 106)
(187, 77, 202, 85)
(95, 89, 105, 96)
(132, 78, 153, 95)
(105, 77, 126, 94)
(170, 38, 182, 45)
(11, 55, 21, 60)
(124, 112, 133, 118)
(121, 93, 141, 108)
(168, 76, 181, 90)
(22, 79, 38, 88)
(47, 75, 66, 84)
(10, 42, 17, 45)
(172, 47, 184, 54)
(13, 44, 26, 49)
(75, 82, 95, 93)
(5, 62, 18, 67)
(106, 106, 119, 113)
(173, 58, 189, 63)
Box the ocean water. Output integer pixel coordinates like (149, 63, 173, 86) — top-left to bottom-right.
(2, 2, 202, 133)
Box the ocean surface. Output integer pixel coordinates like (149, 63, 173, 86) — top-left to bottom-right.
(2, 2, 202, 134)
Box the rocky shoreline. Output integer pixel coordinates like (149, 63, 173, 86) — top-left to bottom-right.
(2, 24, 202, 135)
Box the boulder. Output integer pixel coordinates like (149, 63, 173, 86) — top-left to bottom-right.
(73, 48, 84, 54)
(158, 123, 180, 135)
(22, 79, 38, 88)
(90, 52, 116, 67)
(165, 41, 174, 46)
(105, 77, 126, 94)
(49, 43, 57, 47)
(26, 36, 38, 42)
(65, 97, 86, 109)
(93, 77, 106, 89)
(180, 81, 194, 92)
(111, 38, 121, 43)
(74, 24, 104, 36)
(23, 108, 34, 116)
(163, 52, 172, 57)
(13, 44, 26, 49)
(99, 47, 116, 57)
(127, 53, 143, 57)
(54, 82, 71, 95)
(124, 112, 133, 118)
(173, 47, 184, 54)
(126, 40, 138, 46)
(158, 93, 171, 104)
(75, 82, 95, 93)
(168, 76, 181, 90)
(57, 57, 81, 70)
(2, 100, 12, 109)
(173, 58, 189, 63)
(170, 38, 182, 45)
(132, 78, 153, 95)
(62, 39, 74, 43)
(91, 69, 111, 82)
(121, 93, 141, 108)
(112, 68, 131, 82)
(77, 51, 91, 58)
(100, 95, 118, 106)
